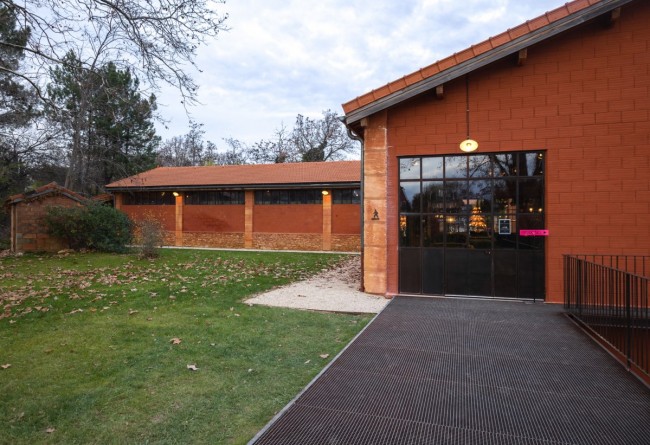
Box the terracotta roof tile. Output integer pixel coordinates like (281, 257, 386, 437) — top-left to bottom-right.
(105, 161, 361, 189)
(341, 0, 608, 115)
(5, 182, 87, 206)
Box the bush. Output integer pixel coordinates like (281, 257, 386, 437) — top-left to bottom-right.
(45, 203, 133, 253)
(137, 217, 164, 259)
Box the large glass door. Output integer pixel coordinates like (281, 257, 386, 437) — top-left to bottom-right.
(398, 151, 545, 299)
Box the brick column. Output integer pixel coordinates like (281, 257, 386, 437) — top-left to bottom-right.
(175, 194, 183, 246)
(362, 112, 389, 295)
(322, 191, 332, 251)
(114, 193, 123, 210)
(244, 190, 254, 248)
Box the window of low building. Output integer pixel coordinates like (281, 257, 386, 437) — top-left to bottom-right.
(184, 190, 244, 205)
(332, 188, 361, 204)
(122, 191, 175, 205)
(254, 189, 323, 205)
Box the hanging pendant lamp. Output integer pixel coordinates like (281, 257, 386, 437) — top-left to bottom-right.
(460, 75, 478, 152)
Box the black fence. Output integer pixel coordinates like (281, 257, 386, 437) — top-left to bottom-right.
(564, 255, 649, 382)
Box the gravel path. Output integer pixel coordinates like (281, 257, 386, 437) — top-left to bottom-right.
(245, 256, 389, 314)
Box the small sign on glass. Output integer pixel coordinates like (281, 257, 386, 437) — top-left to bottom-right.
(498, 219, 511, 235)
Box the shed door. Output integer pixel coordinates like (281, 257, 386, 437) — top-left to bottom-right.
(398, 152, 545, 299)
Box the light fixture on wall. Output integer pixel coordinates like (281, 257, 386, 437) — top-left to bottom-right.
(460, 75, 479, 152)
(172, 192, 179, 197)
(321, 190, 329, 196)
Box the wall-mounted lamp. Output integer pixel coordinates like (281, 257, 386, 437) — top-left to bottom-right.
(172, 192, 180, 197)
(460, 75, 479, 153)
(321, 190, 329, 196)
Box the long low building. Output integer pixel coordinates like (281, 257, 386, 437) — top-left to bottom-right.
(105, 161, 361, 252)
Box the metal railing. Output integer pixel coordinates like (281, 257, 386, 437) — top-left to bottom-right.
(564, 255, 649, 382)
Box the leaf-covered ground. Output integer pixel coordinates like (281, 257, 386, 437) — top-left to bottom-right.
(0, 249, 371, 444)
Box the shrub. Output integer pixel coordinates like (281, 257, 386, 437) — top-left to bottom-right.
(45, 203, 133, 252)
(137, 217, 164, 259)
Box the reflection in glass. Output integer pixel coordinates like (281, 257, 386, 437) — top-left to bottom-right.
(444, 181, 468, 213)
(399, 215, 421, 247)
(469, 179, 492, 212)
(521, 152, 544, 177)
(445, 155, 467, 178)
(494, 214, 517, 249)
(422, 181, 444, 213)
(400, 158, 420, 179)
(469, 155, 492, 178)
(491, 153, 518, 176)
(519, 179, 543, 212)
(422, 157, 444, 179)
(399, 182, 421, 212)
(422, 215, 444, 247)
(470, 214, 492, 249)
(446, 216, 468, 247)
(494, 179, 517, 214)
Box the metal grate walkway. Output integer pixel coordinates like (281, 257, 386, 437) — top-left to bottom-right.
(250, 297, 650, 445)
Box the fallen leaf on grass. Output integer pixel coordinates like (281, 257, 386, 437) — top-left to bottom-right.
(319, 354, 330, 359)
(128, 309, 139, 315)
(170, 338, 182, 345)
(68, 309, 83, 315)
(187, 364, 199, 371)
(45, 427, 55, 434)
(304, 360, 311, 364)
(1, 364, 11, 369)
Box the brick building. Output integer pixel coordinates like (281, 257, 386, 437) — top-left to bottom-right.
(343, 0, 649, 303)
(5, 182, 87, 252)
(106, 161, 361, 252)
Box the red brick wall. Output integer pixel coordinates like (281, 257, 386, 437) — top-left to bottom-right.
(13, 196, 81, 252)
(253, 204, 322, 233)
(183, 205, 245, 232)
(375, 1, 650, 302)
(121, 205, 176, 231)
(332, 204, 361, 234)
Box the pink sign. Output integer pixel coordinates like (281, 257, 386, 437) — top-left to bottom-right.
(520, 229, 549, 236)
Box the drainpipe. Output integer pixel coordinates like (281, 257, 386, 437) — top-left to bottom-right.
(345, 122, 365, 292)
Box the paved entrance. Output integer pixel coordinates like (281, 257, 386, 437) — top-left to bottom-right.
(250, 297, 650, 444)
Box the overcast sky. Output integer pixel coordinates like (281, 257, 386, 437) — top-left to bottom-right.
(155, 0, 565, 147)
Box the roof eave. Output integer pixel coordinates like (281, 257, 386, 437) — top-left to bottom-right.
(106, 181, 361, 192)
(344, 0, 634, 126)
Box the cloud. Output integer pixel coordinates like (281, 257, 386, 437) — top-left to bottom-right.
(156, 0, 563, 147)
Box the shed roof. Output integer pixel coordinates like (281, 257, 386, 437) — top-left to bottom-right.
(342, 0, 634, 126)
(105, 161, 361, 191)
(5, 182, 87, 207)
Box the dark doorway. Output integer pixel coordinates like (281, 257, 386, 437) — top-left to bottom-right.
(398, 152, 545, 299)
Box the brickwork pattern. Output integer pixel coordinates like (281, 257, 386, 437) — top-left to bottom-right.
(13, 196, 80, 252)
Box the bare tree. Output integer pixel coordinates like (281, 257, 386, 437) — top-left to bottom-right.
(0, 0, 228, 106)
(292, 110, 358, 162)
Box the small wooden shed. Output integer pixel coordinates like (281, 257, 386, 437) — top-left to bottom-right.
(4, 182, 87, 252)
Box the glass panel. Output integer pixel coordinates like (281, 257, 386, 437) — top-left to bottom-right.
(519, 178, 544, 213)
(494, 214, 517, 249)
(399, 182, 420, 212)
(444, 181, 468, 213)
(494, 250, 517, 298)
(399, 248, 422, 294)
(445, 249, 467, 295)
(399, 215, 421, 247)
(522, 152, 544, 177)
(491, 153, 518, 177)
(422, 248, 444, 294)
(422, 181, 444, 213)
(469, 213, 491, 248)
(466, 250, 492, 296)
(422, 157, 444, 179)
(400, 158, 420, 180)
(469, 179, 492, 213)
(518, 214, 545, 250)
(445, 215, 468, 247)
(469, 155, 492, 178)
(445, 155, 467, 178)
(494, 179, 517, 214)
(422, 215, 444, 247)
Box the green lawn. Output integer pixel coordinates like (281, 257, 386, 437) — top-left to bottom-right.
(0, 249, 371, 444)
